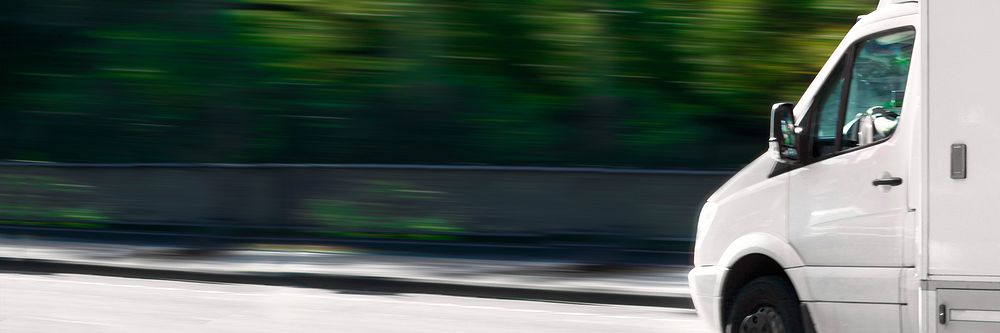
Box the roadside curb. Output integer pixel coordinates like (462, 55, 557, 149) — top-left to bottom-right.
(0, 257, 693, 309)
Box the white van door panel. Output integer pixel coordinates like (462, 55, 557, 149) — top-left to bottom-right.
(789, 19, 917, 268)
(786, 264, 902, 303)
(788, 139, 909, 266)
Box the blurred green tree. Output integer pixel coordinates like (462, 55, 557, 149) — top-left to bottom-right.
(0, 0, 876, 169)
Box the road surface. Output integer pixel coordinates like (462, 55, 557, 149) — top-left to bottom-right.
(0, 272, 708, 333)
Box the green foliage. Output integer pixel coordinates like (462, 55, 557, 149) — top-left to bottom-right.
(0, 0, 876, 169)
(0, 175, 111, 223)
(305, 180, 465, 233)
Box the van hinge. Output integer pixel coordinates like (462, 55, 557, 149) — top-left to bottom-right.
(939, 304, 948, 325)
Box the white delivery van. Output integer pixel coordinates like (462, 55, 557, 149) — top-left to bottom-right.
(688, 0, 1000, 332)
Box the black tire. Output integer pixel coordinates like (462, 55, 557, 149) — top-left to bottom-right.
(725, 276, 803, 333)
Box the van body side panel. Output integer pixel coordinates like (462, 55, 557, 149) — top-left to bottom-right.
(924, 1, 1000, 332)
(692, 154, 789, 268)
(808, 302, 902, 333)
(926, 0, 1000, 277)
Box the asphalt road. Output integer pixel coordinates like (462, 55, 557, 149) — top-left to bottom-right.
(0, 272, 708, 333)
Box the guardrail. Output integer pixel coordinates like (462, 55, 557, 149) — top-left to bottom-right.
(0, 163, 733, 257)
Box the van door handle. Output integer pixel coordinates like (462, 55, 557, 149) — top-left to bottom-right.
(872, 177, 903, 186)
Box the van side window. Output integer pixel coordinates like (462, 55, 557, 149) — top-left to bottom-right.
(810, 61, 846, 158)
(806, 27, 915, 159)
(842, 30, 915, 150)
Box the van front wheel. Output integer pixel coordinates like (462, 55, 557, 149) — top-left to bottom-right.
(725, 276, 803, 333)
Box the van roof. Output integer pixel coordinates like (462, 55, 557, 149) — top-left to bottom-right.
(878, 0, 918, 9)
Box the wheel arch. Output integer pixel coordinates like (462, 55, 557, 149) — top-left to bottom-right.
(716, 233, 808, 329)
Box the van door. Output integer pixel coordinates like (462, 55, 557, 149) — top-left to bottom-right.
(788, 26, 916, 269)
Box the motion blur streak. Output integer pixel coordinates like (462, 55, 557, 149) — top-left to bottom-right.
(2, 0, 872, 169)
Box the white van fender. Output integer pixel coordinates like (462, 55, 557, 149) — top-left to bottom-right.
(718, 233, 805, 269)
(715, 233, 810, 300)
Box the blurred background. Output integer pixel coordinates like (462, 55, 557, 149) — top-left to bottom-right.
(0, 1, 877, 331)
(0, 0, 876, 252)
(1, 0, 875, 168)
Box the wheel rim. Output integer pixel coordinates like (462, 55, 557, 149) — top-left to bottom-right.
(738, 306, 785, 333)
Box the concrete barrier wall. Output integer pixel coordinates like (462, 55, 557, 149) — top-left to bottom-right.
(0, 164, 732, 245)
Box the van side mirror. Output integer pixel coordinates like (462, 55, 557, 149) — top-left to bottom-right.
(769, 102, 799, 162)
